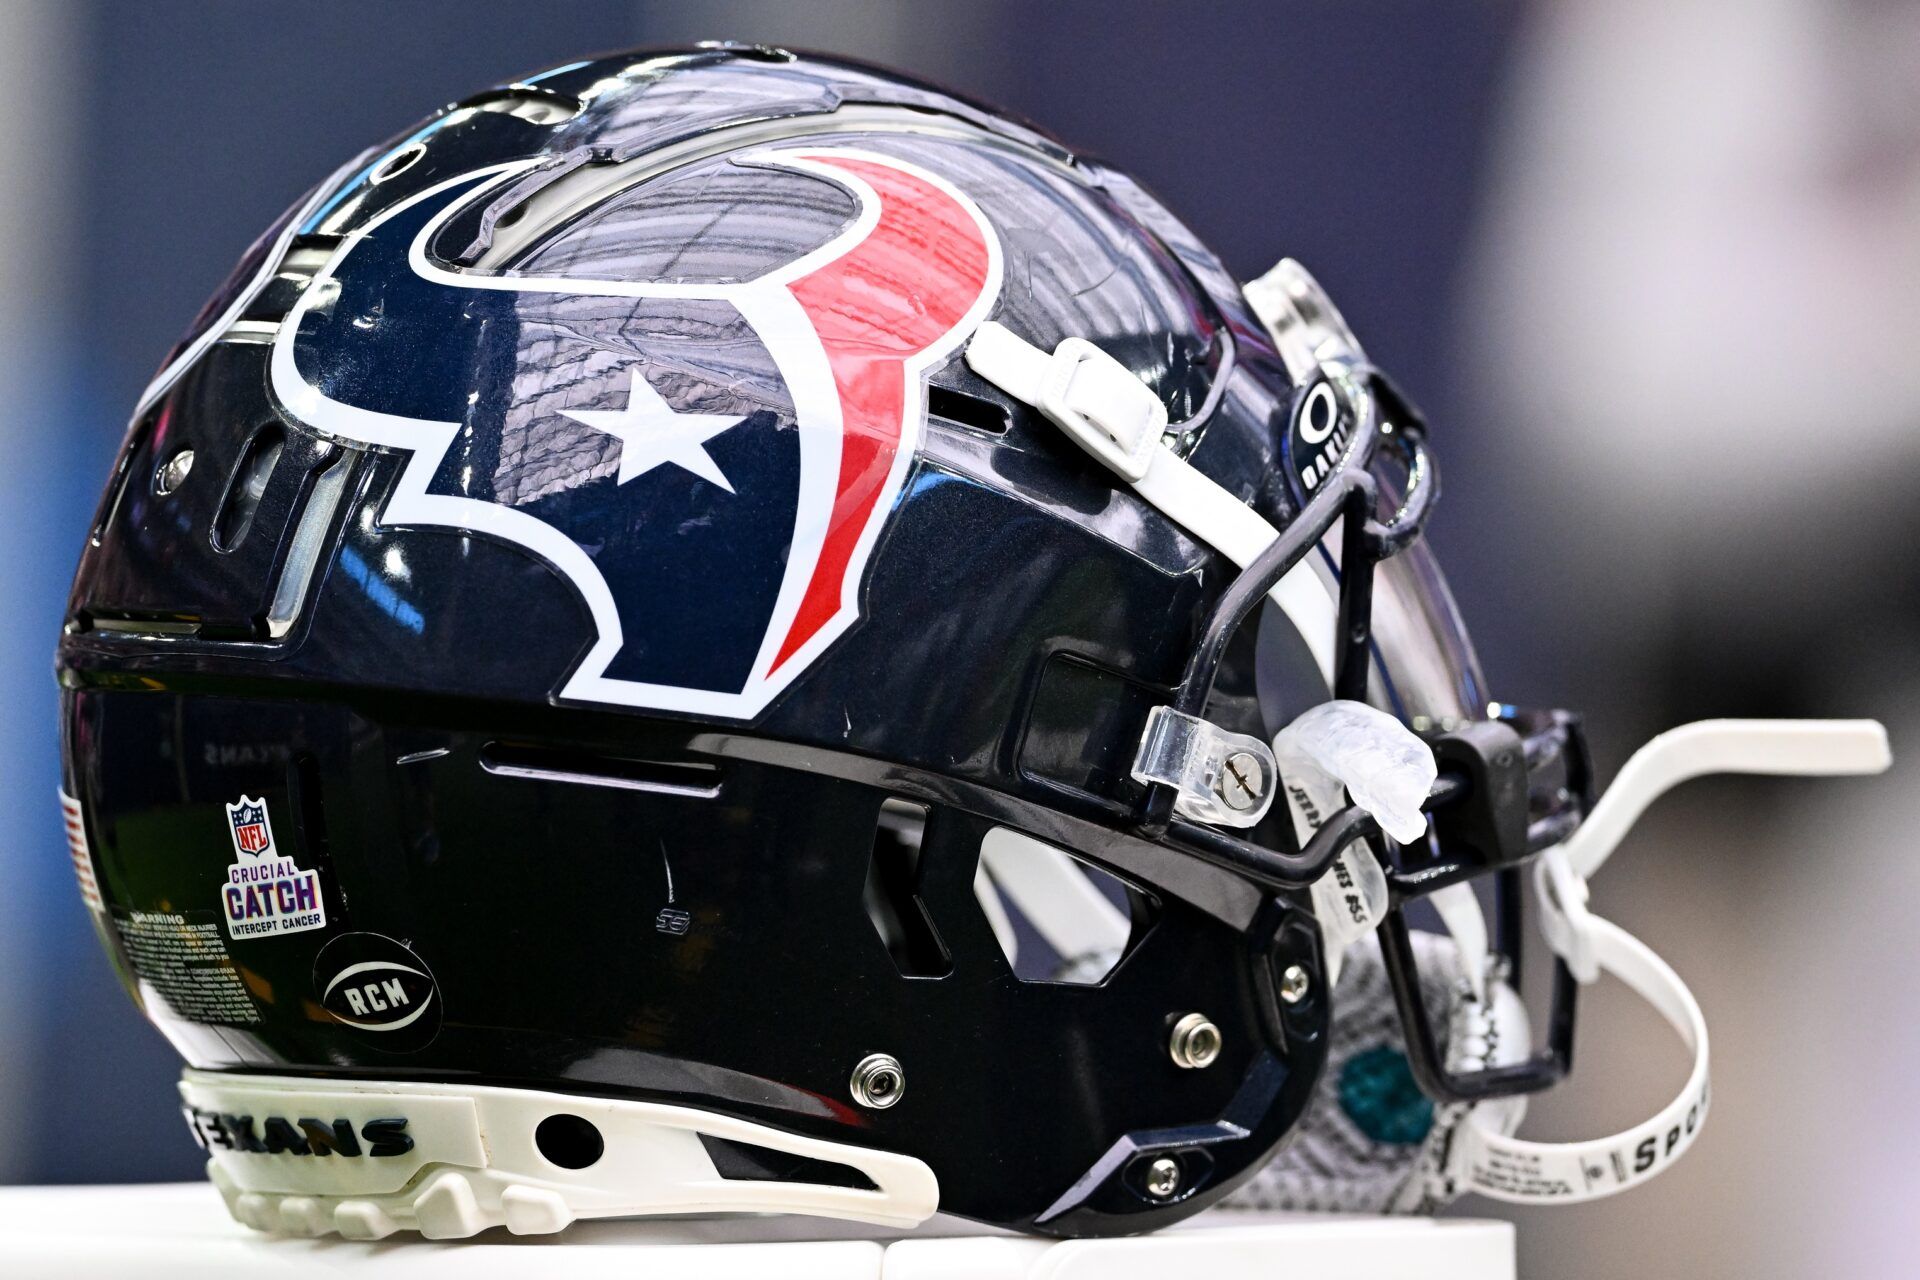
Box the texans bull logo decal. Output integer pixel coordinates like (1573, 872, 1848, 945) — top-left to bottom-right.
(269, 147, 1003, 717)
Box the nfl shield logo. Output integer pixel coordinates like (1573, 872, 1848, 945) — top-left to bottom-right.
(225, 796, 275, 858)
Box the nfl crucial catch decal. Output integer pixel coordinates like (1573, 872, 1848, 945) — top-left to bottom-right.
(220, 795, 327, 940)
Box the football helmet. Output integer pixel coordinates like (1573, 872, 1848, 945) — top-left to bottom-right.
(57, 44, 1888, 1240)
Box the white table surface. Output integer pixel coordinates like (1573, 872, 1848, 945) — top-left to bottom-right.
(0, 1182, 1515, 1279)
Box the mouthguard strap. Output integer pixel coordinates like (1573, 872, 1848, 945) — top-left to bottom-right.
(1457, 911, 1708, 1203)
(1485, 717, 1891, 1203)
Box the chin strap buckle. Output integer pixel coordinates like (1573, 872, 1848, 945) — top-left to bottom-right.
(966, 321, 1166, 482)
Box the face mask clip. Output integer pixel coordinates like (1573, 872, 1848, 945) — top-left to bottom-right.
(1131, 706, 1278, 828)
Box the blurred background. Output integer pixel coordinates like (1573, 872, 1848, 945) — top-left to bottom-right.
(1, 2, 1913, 1275)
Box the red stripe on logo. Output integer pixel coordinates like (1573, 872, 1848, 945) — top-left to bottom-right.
(768, 155, 992, 673)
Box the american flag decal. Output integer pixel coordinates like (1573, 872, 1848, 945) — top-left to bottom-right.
(60, 789, 104, 914)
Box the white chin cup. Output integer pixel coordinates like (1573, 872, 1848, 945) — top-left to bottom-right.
(179, 1070, 937, 1240)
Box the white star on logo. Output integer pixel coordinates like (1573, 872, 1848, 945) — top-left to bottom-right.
(560, 370, 747, 493)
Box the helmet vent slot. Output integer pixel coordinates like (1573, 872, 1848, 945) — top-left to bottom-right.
(213, 425, 284, 552)
(479, 742, 721, 798)
(928, 385, 1010, 436)
(91, 409, 157, 549)
(862, 799, 952, 979)
(82, 611, 202, 637)
(459, 87, 583, 126)
(699, 41, 798, 64)
(697, 1134, 879, 1190)
(372, 143, 426, 185)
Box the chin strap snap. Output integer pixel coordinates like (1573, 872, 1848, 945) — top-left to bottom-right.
(1455, 718, 1891, 1204)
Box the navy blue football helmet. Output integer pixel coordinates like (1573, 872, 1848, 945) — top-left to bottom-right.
(57, 44, 1887, 1241)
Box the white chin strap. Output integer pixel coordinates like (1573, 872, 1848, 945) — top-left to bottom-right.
(963, 315, 1894, 1209)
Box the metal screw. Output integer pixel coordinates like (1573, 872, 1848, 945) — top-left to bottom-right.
(155, 449, 195, 496)
(850, 1053, 905, 1109)
(1143, 1157, 1182, 1199)
(1216, 751, 1264, 811)
(1279, 964, 1311, 1005)
(1168, 1013, 1222, 1069)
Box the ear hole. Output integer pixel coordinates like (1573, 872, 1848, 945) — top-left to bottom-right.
(213, 425, 283, 552)
(974, 828, 1150, 985)
(862, 800, 952, 978)
(534, 1114, 603, 1169)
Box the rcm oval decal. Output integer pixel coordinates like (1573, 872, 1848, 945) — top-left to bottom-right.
(313, 932, 442, 1052)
